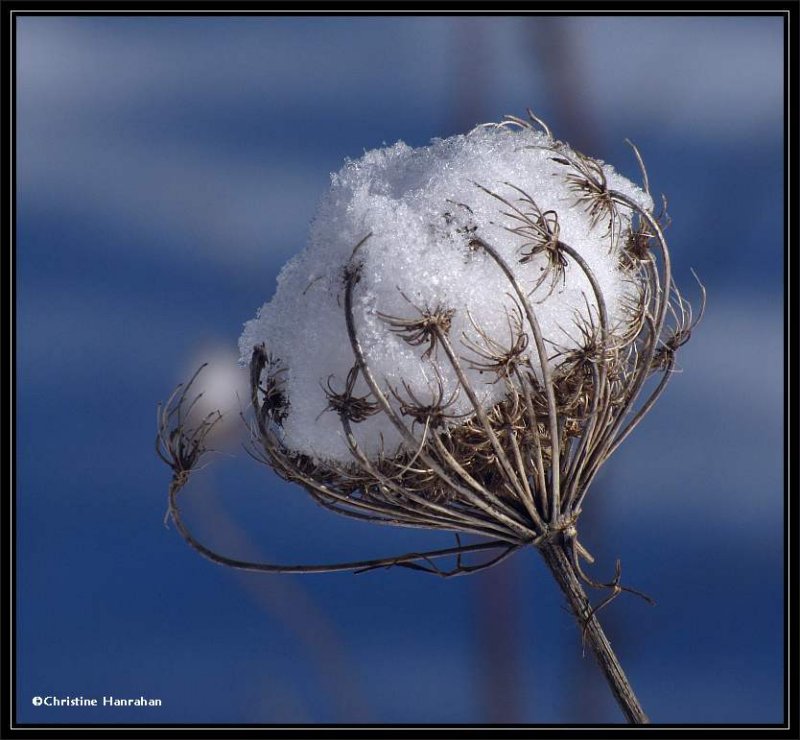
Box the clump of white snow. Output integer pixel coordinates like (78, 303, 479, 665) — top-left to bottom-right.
(240, 124, 653, 463)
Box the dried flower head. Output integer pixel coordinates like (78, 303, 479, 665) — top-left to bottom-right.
(159, 111, 705, 723)
(227, 109, 700, 545)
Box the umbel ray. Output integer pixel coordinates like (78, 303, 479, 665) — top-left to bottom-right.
(157, 111, 705, 724)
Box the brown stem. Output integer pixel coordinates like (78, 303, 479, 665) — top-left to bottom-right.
(538, 539, 650, 724)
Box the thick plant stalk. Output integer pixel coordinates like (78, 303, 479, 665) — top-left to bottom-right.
(539, 539, 649, 724)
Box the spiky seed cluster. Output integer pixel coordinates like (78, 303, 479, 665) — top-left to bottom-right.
(241, 112, 704, 571)
(377, 299, 456, 360)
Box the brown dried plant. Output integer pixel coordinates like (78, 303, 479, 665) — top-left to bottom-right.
(158, 112, 704, 724)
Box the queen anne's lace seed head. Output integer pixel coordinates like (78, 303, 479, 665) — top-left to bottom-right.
(162, 110, 703, 573)
(159, 113, 703, 723)
(240, 119, 656, 466)
(232, 111, 704, 544)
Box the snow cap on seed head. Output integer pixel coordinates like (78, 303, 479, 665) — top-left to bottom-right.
(240, 123, 653, 464)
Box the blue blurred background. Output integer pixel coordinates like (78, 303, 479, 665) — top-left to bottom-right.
(16, 15, 784, 725)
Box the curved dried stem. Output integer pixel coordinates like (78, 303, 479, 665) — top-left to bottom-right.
(342, 243, 537, 541)
(550, 243, 615, 513)
(168, 476, 514, 576)
(337, 413, 514, 539)
(158, 368, 519, 574)
(624, 138, 650, 199)
(432, 325, 531, 506)
(469, 237, 564, 525)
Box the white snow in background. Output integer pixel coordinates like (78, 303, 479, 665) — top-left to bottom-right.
(240, 126, 652, 462)
(183, 346, 250, 447)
